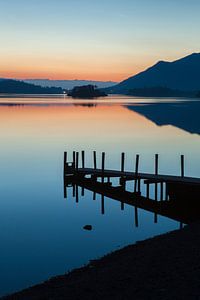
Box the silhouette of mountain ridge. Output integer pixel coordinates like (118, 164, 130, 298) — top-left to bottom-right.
(111, 53, 200, 93)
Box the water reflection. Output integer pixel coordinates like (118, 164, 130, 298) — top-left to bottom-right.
(127, 100, 200, 135)
(0, 95, 199, 297)
(64, 170, 200, 226)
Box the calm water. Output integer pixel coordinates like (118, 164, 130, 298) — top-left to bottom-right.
(1, 95, 200, 296)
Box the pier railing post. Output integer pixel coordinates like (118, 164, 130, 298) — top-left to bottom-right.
(134, 154, 139, 193)
(93, 151, 97, 170)
(76, 152, 79, 171)
(101, 152, 105, 183)
(63, 151, 67, 177)
(181, 155, 184, 177)
(155, 154, 159, 175)
(121, 152, 125, 173)
(73, 151, 76, 169)
(155, 154, 159, 201)
(81, 151, 85, 169)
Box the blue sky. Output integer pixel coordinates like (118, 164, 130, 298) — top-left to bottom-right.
(0, 0, 199, 80)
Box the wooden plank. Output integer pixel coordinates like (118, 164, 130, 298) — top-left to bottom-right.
(74, 168, 200, 185)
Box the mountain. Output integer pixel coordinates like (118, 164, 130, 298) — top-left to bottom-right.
(0, 79, 63, 94)
(22, 79, 117, 90)
(110, 53, 200, 94)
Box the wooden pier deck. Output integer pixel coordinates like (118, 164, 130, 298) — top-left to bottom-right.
(63, 151, 200, 224)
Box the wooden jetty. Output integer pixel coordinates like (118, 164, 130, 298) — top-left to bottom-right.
(63, 151, 200, 224)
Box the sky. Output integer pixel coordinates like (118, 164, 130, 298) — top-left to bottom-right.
(0, 0, 200, 81)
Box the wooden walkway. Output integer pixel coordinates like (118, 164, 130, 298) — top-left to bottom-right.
(63, 151, 200, 224)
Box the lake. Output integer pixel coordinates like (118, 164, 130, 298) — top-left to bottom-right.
(1, 95, 200, 297)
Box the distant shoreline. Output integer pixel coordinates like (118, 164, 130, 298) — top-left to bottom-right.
(3, 222, 200, 299)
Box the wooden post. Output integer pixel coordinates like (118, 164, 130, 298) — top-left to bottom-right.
(121, 152, 125, 172)
(93, 151, 97, 170)
(160, 182, 163, 201)
(81, 151, 85, 169)
(134, 154, 139, 193)
(76, 152, 79, 171)
(101, 152, 105, 183)
(181, 155, 184, 177)
(165, 183, 169, 201)
(135, 154, 139, 174)
(155, 154, 158, 201)
(155, 183, 158, 201)
(73, 151, 76, 168)
(63, 151, 67, 177)
(64, 184, 67, 199)
(146, 182, 150, 199)
(155, 154, 159, 175)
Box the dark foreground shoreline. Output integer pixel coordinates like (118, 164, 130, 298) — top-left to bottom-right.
(3, 223, 200, 300)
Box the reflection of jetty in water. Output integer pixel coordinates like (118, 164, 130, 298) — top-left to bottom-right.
(63, 151, 200, 225)
(127, 101, 200, 135)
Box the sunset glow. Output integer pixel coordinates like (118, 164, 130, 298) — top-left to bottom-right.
(0, 0, 200, 81)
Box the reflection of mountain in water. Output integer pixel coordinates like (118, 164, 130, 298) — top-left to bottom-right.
(127, 101, 200, 135)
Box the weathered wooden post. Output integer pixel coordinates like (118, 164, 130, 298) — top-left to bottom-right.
(101, 152, 105, 183)
(160, 182, 163, 201)
(134, 154, 140, 193)
(181, 154, 185, 177)
(76, 152, 79, 171)
(73, 151, 76, 168)
(63, 177, 67, 199)
(155, 154, 159, 175)
(63, 151, 67, 177)
(81, 151, 85, 169)
(93, 151, 97, 170)
(155, 154, 159, 201)
(120, 152, 126, 191)
(146, 182, 150, 199)
(165, 183, 169, 201)
(121, 152, 125, 172)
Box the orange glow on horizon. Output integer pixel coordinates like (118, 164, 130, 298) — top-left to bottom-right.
(0, 59, 148, 82)
(0, 70, 141, 82)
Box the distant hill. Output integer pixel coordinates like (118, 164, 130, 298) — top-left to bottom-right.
(23, 79, 117, 90)
(0, 79, 63, 94)
(110, 53, 200, 94)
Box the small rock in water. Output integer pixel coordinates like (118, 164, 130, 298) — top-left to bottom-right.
(83, 225, 92, 231)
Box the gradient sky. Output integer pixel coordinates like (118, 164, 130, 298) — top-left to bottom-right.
(0, 0, 200, 81)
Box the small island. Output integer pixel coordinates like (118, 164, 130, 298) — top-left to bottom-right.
(68, 84, 107, 99)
